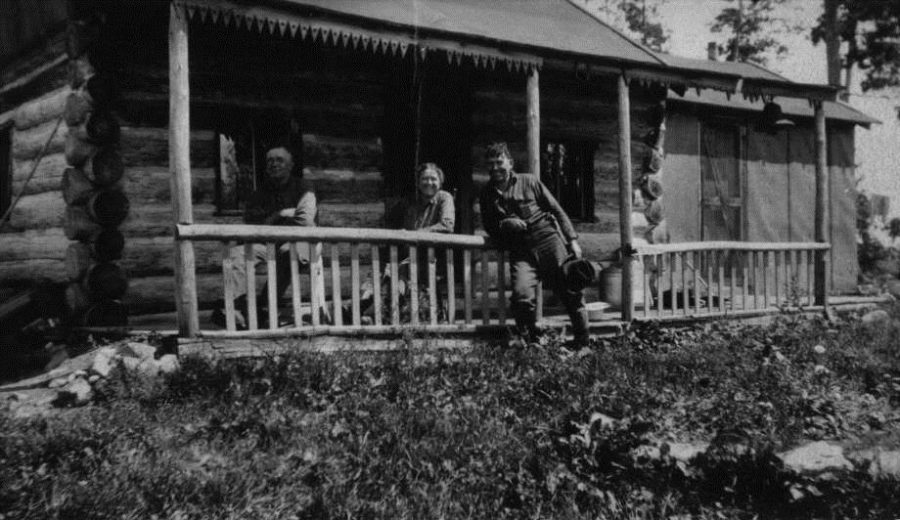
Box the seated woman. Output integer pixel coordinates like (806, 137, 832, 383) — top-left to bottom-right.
(359, 162, 455, 323)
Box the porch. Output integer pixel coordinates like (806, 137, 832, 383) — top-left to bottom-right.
(159, 1, 841, 350)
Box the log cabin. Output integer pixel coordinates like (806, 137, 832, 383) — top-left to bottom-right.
(0, 0, 879, 350)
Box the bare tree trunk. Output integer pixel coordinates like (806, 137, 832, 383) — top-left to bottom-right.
(824, 0, 842, 87)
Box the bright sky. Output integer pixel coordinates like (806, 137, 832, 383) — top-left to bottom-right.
(659, 0, 827, 82)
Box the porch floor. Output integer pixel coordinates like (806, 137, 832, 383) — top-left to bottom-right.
(123, 295, 887, 336)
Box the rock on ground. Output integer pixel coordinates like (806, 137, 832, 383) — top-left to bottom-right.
(779, 441, 852, 474)
(54, 378, 92, 407)
(861, 309, 890, 325)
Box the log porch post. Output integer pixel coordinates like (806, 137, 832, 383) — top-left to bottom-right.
(617, 74, 634, 321)
(170, 2, 199, 337)
(526, 67, 540, 177)
(813, 101, 830, 311)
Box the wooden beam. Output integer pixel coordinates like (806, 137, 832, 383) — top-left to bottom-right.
(176, 223, 496, 248)
(616, 74, 634, 322)
(526, 67, 540, 178)
(169, 2, 199, 337)
(814, 101, 829, 310)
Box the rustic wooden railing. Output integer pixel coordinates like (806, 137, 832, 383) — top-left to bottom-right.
(175, 224, 545, 337)
(632, 241, 831, 320)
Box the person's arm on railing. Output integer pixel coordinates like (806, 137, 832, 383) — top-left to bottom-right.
(278, 191, 317, 227)
(534, 179, 581, 258)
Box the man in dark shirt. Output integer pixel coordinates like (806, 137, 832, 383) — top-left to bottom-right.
(214, 146, 318, 328)
(479, 142, 590, 345)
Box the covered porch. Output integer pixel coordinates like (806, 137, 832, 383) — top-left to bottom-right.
(163, 0, 841, 349)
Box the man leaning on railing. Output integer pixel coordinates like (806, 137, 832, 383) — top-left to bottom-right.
(479, 141, 590, 347)
(212, 146, 317, 329)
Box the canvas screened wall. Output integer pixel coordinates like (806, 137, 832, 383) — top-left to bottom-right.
(664, 112, 858, 294)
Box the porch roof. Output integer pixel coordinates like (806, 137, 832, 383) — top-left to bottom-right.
(176, 0, 838, 101)
(668, 89, 879, 127)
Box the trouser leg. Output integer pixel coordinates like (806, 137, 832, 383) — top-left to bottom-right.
(510, 256, 539, 337)
(547, 266, 589, 344)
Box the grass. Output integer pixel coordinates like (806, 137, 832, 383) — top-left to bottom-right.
(2, 305, 900, 519)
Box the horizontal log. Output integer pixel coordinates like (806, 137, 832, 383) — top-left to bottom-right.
(120, 126, 216, 168)
(85, 110, 120, 145)
(65, 242, 92, 281)
(177, 223, 498, 248)
(86, 189, 129, 226)
(64, 204, 103, 240)
(318, 202, 384, 228)
(93, 229, 126, 262)
(122, 203, 225, 237)
(125, 273, 223, 314)
(11, 152, 68, 196)
(0, 228, 68, 262)
(123, 167, 215, 204)
(64, 132, 98, 167)
(13, 86, 70, 130)
(3, 191, 65, 231)
(62, 167, 95, 205)
(118, 236, 223, 277)
(81, 299, 128, 327)
(84, 146, 125, 185)
(303, 169, 382, 204)
(635, 241, 831, 254)
(64, 90, 93, 127)
(302, 134, 382, 171)
(12, 118, 68, 161)
(0, 258, 66, 284)
(85, 262, 128, 300)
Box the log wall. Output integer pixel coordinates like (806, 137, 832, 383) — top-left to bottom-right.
(2, 7, 658, 312)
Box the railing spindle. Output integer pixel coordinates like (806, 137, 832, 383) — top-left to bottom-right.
(763, 250, 771, 309)
(806, 250, 814, 307)
(330, 243, 342, 326)
(717, 251, 725, 314)
(481, 249, 490, 325)
(497, 251, 507, 325)
(788, 249, 797, 307)
(536, 283, 543, 323)
(266, 243, 278, 330)
(372, 246, 382, 326)
(643, 255, 650, 318)
(706, 250, 713, 314)
(774, 250, 781, 307)
(463, 249, 473, 324)
(289, 242, 301, 328)
(244, 243, 258, 330)
(310, 242, 322, 327)
(427, 247, 437, 325)
(680, 251, 688, 314)
(446, 248, 455, 324)
(729, 250, 736, 312)
(692, 251, 700, 315)
(655, 254, 663, 318)
(350, 243, 360, 326)
(409, 245, 419, 325)
(390, 245, 400, 326)
(668, 252, 675, 315)
(222, 242, 236, 331)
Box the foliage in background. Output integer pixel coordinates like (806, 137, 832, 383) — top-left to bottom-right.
(813, 0, 900, 91)
(3, 307, 900, 519)
(710, 0, 800, 65)
(582, 0, 670, 52)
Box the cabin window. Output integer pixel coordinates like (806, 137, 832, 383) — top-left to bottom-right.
(700, 121, 743, 241)
(541, 141, 597, 222)
(0, 124, 11, 218)
(216, 110, 302, 216)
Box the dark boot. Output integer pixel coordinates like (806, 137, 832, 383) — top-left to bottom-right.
(569, 308, 590, 347)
